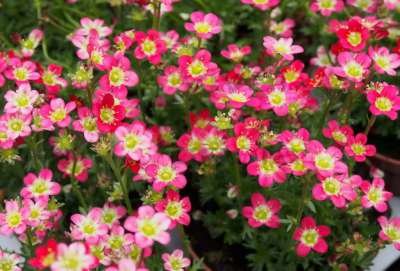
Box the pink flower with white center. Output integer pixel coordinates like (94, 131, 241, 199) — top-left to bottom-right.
(57, 154, 93, 182)
(178, 49, 218, 83)
(312, 175, 357, 208)
(222, 83, 253, 109)
(161, 30, 180, 50)
(21, 198, 50, 227)
(162, 249, 191, 271)
(75, 17, 112, 38)
(177, 128, 207, 162)
(97, 203, 126, 228)
(114, 121, 157, 162)
(278, 128, 310, 155)
(378, 216, 400, 250)
(242, 193, 281, 228)
(247, 149, 286, 187)
(105, 225, 135, 254)
(157, 66, 189, 95)
(203, 127, 227, 156)
(293, 216, 331, 257)
(304, 140, 348, 177)
(124, 205, 171, 248)
(310, 0, 344, 16)
(360, 178, 393, 212)
(1, 113, 32, 139)
(263, 36, 304, 61)
(145, 154, 187, 192)
(270, 19, 295, 38)
(322, 120, 354, 146)
(99, 55, 139, 93)
(221, 44, 252, 62)
(72, 107, 99, 143)
(347, 0, 378, 13)
(334, 52, 371, 82)
(51, 242, 97, 271)
(248, 86, 296, 116)
(184, 11, 222, 40)
(40, 98, 76, 128)
(0, 200, 26, 235)
(284, 152, 309, 176)
(0, 124, 13, 149)
(0, 250, 23, 271)
(241, 0, 280, 10)
(4, 58, 40, 84)
(155, 190, 191, 229)
(20, 28, 43, 58)
(4, 83, 38, 114)
(105, 258, 137, 271)
(226, 122, 259, 164)
(367, 85, 400, 120)
(70, 208, 108, 244)
(369, 47, 400, 76)
(134, 30, 167, 65)
(39, 64, 68, 96)
(344, 133, 376, 162)
(21, 168, 61, 200)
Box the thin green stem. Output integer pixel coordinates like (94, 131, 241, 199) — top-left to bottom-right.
(71, 153, 89, 211)
(152, 0, 162, 30)
(104, 154, 133, 213)
(364, 115, 377, 136)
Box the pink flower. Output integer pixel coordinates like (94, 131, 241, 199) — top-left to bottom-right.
(202, 127, 227, 156)
(293, 216, 331, 257)
(184, 11, 222, 40)
(263, 36, 303, 61)
(162, 249, 191, 271)
(21, 168, 61, 200)
(0, 200, 26, 235)
(39, 64, 68, 96)
(367, 84, 400, 120)
(51, 242, 97, 271)
(72, 107, 99, 143)
(344, 133, 376, 162)
(93, 93, 125, 133)
(337, 18, 369, 52)
(99, 55, 139, 93)
(241, 0, 280, 10)
(75, 17, 112, 38)
(334, 52, 371, 82)
(247, 149, 286, 187)
(145, 154, 187, 191)
(221, 44, 252, 62)
(114, 121, 157, 162)
(178, 49, 218, 83)
(384, 0, 400, 10)
(312, 175, 357, 208)
(5, 58, 40, 84)
(57, 154, 93, 182)
(304, 140, 347, 177)
(0, 250, 23, 271)
(310, 0, 344, 16)
(378, 216, 400, 250)
(242, 193, 281, 228)
(21, 198, 50, 227)
(248, 86, 296, 116)
(1, 112, 32, 139)
(4, 83, 38, 115)
(134, 30, 167, 65)
(40, 98, 76, 128)
(226, 122, 259, 164)
(369, 47, 400, 76)
(70, 208, 108, 244)
(177, 128, 207, 162)
(270, 19, 295, 38)
(97, 203, 126, 229)
(360, 178, 393, 212)
(155, 190, 191, 229)
(278, 128, 309, 155)
(157, 66, 189, 95)
(20, 28, 43, 57)
(213, 83, 253, 109)
(322, 120, 354, 146)
(124, 205, 171, 248)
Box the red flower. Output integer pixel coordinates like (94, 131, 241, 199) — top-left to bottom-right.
(28, 239, 58, 270)
(337, 18, 369, 52)
(93, 94, 125, 132)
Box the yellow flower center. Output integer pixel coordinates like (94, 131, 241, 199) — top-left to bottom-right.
(375, 97, 392, 112)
